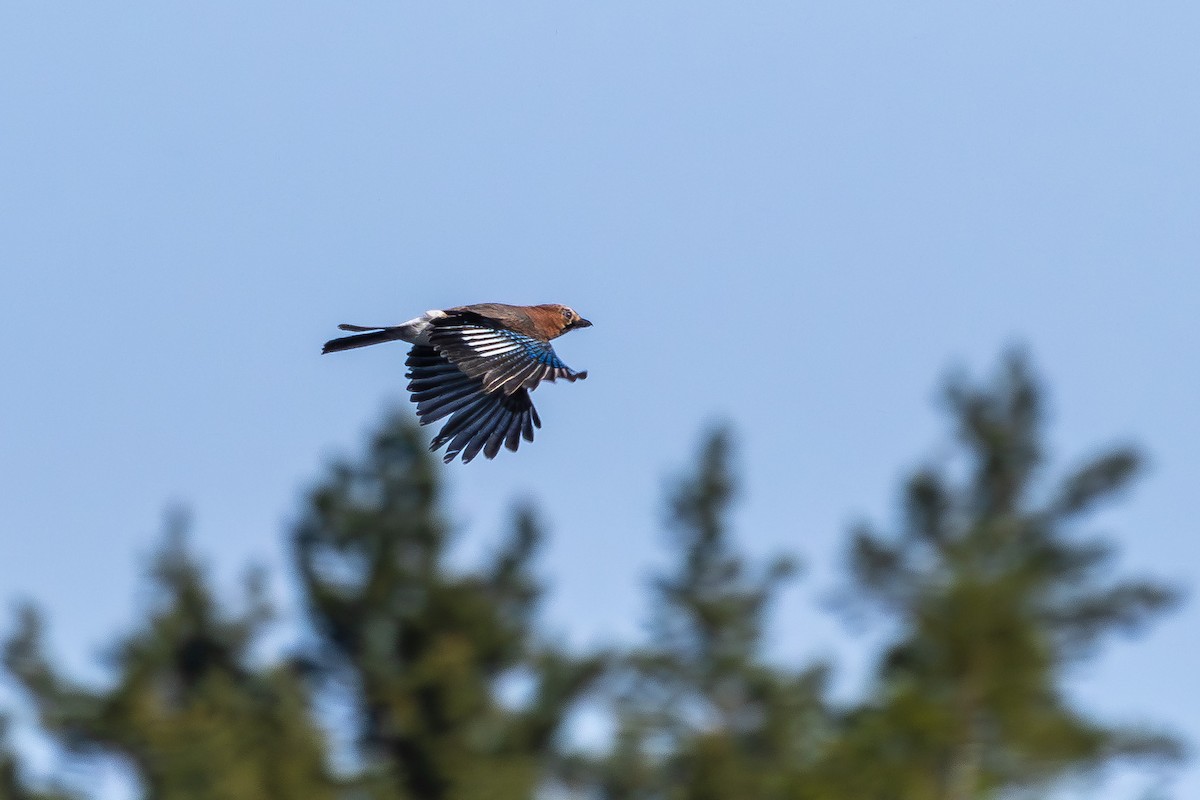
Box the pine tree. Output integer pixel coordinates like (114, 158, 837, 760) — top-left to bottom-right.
(4, 513, 336, 800)
(292, 412, 603, 800)
(821, 350, 1183, 799)
(591, 426, 829, 800)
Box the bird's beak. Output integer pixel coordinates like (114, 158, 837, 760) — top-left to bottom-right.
(571, 318, 593, 330)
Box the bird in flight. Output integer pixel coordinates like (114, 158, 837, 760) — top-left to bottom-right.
(323, 303, 591, 463)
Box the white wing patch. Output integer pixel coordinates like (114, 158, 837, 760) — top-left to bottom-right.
(458, 329, 522, 357)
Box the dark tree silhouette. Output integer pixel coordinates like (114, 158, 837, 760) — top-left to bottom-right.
(820, 350, 1184, 799)
(292, 412, 604, 800)
(588, 426, 830, 800)
(0, 354, 1185, 800)
(5, 514, 335, 800)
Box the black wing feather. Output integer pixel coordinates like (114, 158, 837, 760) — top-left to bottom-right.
(405, 346, 541, 464)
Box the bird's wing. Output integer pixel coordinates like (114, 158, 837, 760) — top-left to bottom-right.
(406, 346, 541, 463)
(428, 312, 587, 395)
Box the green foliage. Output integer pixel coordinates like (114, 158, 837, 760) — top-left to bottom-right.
(4, 512, 336, 800)
(588, 426, 831, 800)
(292, 411, 603, 800)
(0, 354, 1185, 800)
(830, 350, 1184, 799)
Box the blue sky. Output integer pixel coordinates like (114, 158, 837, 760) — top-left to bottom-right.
(2, 2, 1197, 797)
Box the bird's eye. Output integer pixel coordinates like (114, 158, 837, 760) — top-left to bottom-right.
(561, 308, 574, 321)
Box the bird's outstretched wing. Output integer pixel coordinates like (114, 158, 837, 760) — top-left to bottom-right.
(428, 311, 587, 395)
(406, 346, 541, 463)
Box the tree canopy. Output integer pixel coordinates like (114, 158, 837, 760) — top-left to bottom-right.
(1, 353, 1184, 799)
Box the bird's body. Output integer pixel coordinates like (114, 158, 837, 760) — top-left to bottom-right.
(323, 303, 591, 463)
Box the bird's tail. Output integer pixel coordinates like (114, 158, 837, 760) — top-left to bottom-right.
(322, 324, 403, 354)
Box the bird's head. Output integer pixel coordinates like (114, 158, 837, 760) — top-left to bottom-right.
(536, 304, 592, 338)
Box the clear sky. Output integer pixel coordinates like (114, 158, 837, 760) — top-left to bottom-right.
(2, 2, 1197, 798)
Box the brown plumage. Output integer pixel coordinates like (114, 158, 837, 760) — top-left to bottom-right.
(322, 303, 591, 463)
(445, 303, 587, 341)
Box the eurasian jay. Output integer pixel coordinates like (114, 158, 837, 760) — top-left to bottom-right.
(322, 303, 591, 463)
